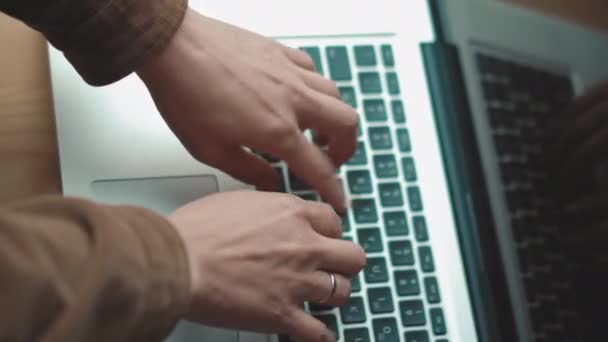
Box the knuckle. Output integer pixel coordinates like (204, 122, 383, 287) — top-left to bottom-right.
(306, 243, 327, 260)
(278, 193, 303, 208)
(276, 194, 307, 216)
(286, 81, 314, 110)
(266, 117, 299, 144)
(327, 81, 341, 98)
(194, 147, 221, 164)
(271, 299, 295, 327)
(299, 52, 315, 69)
(334, 286, 351, 306)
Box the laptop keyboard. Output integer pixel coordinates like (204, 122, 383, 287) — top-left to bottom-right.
(265, 43, 449, 342)
(476, 53, 581, 342)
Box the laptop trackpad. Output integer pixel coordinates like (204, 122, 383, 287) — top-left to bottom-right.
(165, 321, 238, 342)
(91, 175, 219, 215)
(91, 176, 237, 342)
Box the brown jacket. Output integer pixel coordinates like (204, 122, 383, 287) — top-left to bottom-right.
(1, 0, 191, 341)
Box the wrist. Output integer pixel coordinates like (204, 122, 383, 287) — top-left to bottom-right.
(136, 7, 197, 83)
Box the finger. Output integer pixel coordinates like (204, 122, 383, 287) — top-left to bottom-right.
(283, 46, 316, 72)
(270, 135, 346, 212)
(302, 201, 342, 239)
(297, 91, 359, 167)
(286, 309, 336, 342)
(201, 146, 279, 191)
(305, 271, 351, 307)
(296, 68, 341, 100)
(317, 239, 367, 277)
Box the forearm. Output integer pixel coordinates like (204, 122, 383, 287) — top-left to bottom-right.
(0, 196, 190, 341)
(0, 0, 187, 85)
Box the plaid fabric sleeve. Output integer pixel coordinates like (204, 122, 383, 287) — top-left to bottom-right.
(0, 196, 191, 341)
(1, 0, 188, 86)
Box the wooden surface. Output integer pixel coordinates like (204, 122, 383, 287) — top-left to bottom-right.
(504, 0, 608, 32)
(0, 2, 607, 205)
(0, 14, 61, 204)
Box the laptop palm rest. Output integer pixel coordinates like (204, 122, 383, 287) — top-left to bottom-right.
(91, 175, 219, 215)
(91, 175, 238, 341)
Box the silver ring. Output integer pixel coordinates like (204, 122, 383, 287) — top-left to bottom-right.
(318, 272, 337, 304)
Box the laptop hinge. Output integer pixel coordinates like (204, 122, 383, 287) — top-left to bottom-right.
(421, 42, 518, 342)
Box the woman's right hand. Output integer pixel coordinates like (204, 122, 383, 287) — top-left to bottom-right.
(168, 191, 366, 342)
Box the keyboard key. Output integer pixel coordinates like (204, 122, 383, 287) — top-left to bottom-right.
(413, 216, 429, 242)
(374, 154, 398, 178)
(396, 128, 412, 152)
(347, 170, 373, 194)
(273, 166, 287, 192)
(289, 172, 312, 191)
(357, 228, 383, 253)
(326, 46, 352, 81)
(386, 72, 400, 95)
(314, 314, 339, 340)
(373, 318, 399, 342)
(297, 192, 317, 201)
(363, 99, 387, 122)
(401, 157, 417, 182)
(369, 127, 393, 150)
(404, 330, 430, 342)
(352, 199, 378, 223)
(383, 211, 409, 236)
(278, 335, 293, 342)
(430, 308, 447, 335)
(340, 297, 366, 324)
(395, 270, 420, 296)
(342, 214, 351, 232)
(257, 150, 280, 163)
(389, 240, 415, 266)
(381, 45, 395, 67)
(309, 303, 332, 312)
(364, 257, 389, 283)
(368, 287, 394, 314)
(419, 246, 435, 272)
(344, 327, 371, 342)
(352, 274, 361, 292)
(399, 300, 426, 326)
(339, 87, 357, 108)
(391, 100, 406, 123)
(407, 186, 423, 212)
(354, 45, 377, 66)
(299, 46, 323, 75)
(424, 277, 441, 304)
(359, 72, 382, 94)
(347, 142, 368, 165)
(378, 183, 403, 207)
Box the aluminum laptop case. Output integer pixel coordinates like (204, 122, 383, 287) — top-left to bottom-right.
(439, 0, 608, 340)
(49, 1, 476, 341)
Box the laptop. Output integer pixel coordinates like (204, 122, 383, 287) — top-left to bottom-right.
(47, 0, 608, 341)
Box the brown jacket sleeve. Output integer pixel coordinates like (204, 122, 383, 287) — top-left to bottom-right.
(0, 196, 191, 342)
(1, 0, 187, 85)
